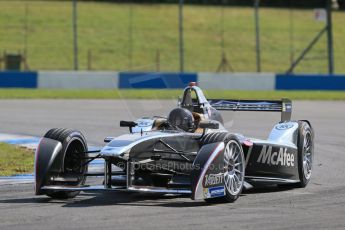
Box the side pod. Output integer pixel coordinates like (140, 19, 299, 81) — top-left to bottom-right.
(191, 142, 225, 200)
(35, 138, 62, 195)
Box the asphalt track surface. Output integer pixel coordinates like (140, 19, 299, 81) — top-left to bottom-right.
(0, 99, 345, 230)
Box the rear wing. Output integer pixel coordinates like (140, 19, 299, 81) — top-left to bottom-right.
(208, 98, 292, 122)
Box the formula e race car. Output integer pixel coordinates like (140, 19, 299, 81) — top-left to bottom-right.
(35, 83, 314, 203)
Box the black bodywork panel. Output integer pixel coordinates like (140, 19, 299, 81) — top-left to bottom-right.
(245, 143, 299, 182)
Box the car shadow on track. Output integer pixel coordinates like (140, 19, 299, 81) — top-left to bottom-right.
(0, 191, 207, 208)
(62, 191, 209, 208)
(242, 185, 295, 194)
(62, 185, 294, 208)
(0, 185, 295, 208)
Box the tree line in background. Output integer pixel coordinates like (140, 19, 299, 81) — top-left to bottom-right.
(72, 0, 345, 9)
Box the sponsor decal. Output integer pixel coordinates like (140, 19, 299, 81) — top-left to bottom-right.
(203, 186, 225, 198)
(209, 186, 225, 198)
(136, 119, 153, 127)
(275, 123, 294, 130)
(204, 173, 223, 187)
(257, 145, 295, 167)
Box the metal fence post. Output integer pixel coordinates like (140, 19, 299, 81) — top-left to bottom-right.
(326, 0, 335, 74)
(72, 0, 79, 70)
(128, 3, 133, 71)
(254, 0, 261, 73)
(179, 0, 184, 73)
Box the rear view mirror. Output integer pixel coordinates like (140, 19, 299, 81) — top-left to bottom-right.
(120, 120, 138, 133)
(199, 120, 219, 130)
(120, 121, 137, 128)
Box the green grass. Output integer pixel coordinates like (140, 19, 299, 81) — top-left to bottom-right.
(0, 142, 34, 176)
(0, 1, 344, 73)
(0, 89, 345, 100)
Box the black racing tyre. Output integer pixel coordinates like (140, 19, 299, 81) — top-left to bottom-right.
(201, 133, 245, 203)
(43, 128, 57, 139)
(44, 128, 64, 140)
(295, 121, 314, 188)
(43, 128, 88, 199)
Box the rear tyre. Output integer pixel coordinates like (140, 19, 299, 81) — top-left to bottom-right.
(44, 128, 88, 199)
(201, 133, 245, 203)
(296, 121, 314, 188)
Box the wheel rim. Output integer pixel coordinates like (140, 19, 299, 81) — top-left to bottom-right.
(224, 140, 244, 196)
(303, 131, 313, 180)
(63, 139, 87, 185)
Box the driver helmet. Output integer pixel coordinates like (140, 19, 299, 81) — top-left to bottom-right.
(168, 108, 195, 132)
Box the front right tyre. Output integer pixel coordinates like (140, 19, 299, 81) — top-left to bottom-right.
(223, 138, 245, 202)
(201, 133, 245, 203)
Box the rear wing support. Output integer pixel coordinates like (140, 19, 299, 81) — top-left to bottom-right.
(208, 98, 292, 122)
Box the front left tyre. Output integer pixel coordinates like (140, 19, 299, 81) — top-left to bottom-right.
(43, 128, 88, 199)
(296, 121, 314, 188)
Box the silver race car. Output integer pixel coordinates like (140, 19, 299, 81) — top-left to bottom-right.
(35, 83, 314, 203)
